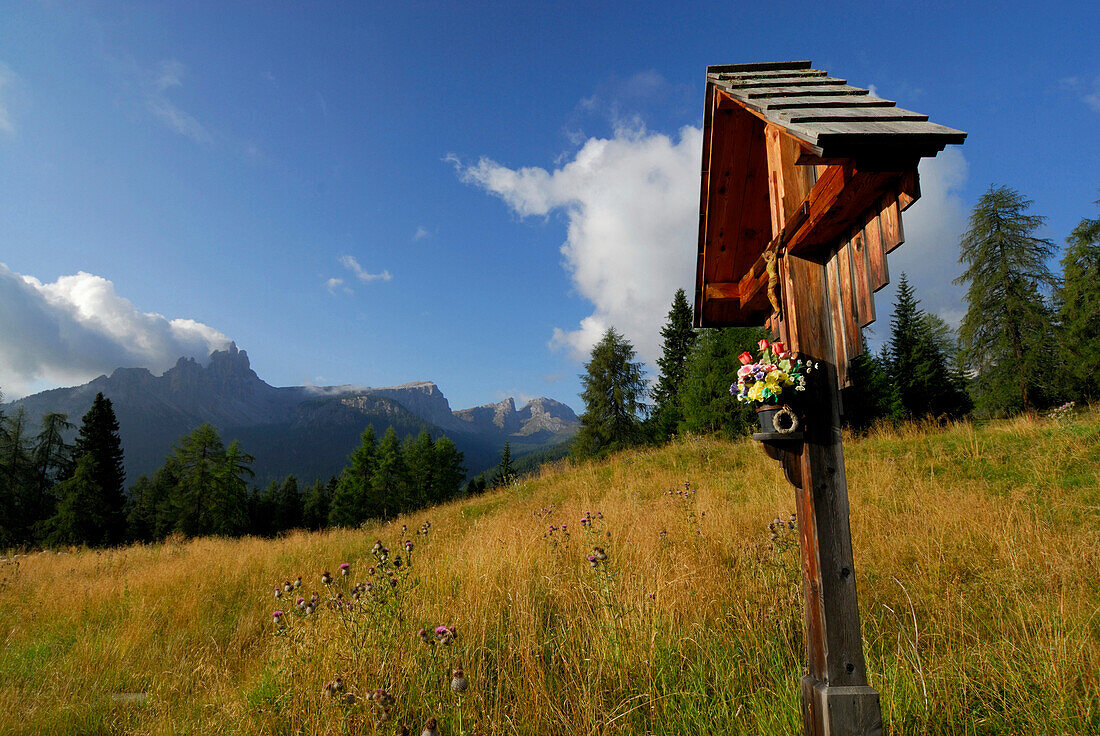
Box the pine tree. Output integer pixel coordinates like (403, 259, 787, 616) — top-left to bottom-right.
(955, 186, 1056, 414)
(842, 349, 902, 432)
(170, 423, 226, 537)
(330, 426, 377, 527)
(0, 406, 34, 546)
(492, 441, 517, 487)
(44, 454, 108, 546)
(72, 393, 126, 543)
(572, 327, 648, 459)
(677, 327, 764, 439)
(404, 430, 436, 508)
(650, 289, 697, 442)
(1057, 199, 1100, 401)
(371, 427, 410, 518)
(303, 477, 335, 530)
(276, 475, 302, 531)
(433, 436, 466, 502)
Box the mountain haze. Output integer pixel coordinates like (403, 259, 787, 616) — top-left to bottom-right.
(4, 345, 578, 484)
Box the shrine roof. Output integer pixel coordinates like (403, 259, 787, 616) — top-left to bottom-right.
(707, 61, 966, 159)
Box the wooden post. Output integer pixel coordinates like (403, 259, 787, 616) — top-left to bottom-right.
(765, 124, 883, 735)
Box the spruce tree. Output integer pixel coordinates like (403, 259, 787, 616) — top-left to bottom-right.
(72, 393, 126, 543)
(404, 430, 436, 507)
(1057, 200, 1100, 401)
(330, 426, 377, 527)
(677, 327, 764, 439)
(650, 289, 697, 442)
(572, 327, 648, 459)
(493, 441, 517, 487)
(276, 475, 302, 531)
(44, 454, 108, 546)
(371, 427, 410, 518)
(303, 477, 335, 530)
(955, 185, 1056, 413)
(433, 436, 465, 501)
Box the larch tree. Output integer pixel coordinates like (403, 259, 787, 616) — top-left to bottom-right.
(572, 327, 647, 459)
(650, 288, 697, 442)
(955, 185, 1056, 414)
(1057, 199, 1100, 401)
(330, 426, 377, 527)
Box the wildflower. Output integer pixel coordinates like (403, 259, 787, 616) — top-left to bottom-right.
(592, 547, 608, 562)
(402, 524, 408, 534)
(273, 610, 284, 624)
(340, 563, 351, 576)
(587, 554, 598, 568)
(274, 587, 283, 599)
(297, 597, 306, 609)
(334, 677, 344, 692)
(450, 665, 468, 693)
(294, 576, 302, 589)
(311, 593, 320, 604)
(381, 547, 390, 558)
(418, 628, 432, 644)
(322, 682, 337, 699)
(372, 688, 394, 707)
(393, 556, 402, 569)
(389, 576, 398, 587)
(368, 566, 376, 576)
(305, 603, 315, 615)
(405, 540, 414, 552)
(283, 581, 293, 593)
(373, 540, 383, 554)
(421, 718, 440, 736)
(321, 571, 332, 585)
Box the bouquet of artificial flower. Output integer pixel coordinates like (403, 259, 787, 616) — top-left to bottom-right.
(730, 339, 811, 404)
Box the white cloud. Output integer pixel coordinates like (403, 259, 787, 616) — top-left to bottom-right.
(0, 62, 18, 136)
(146, 60, 210, 143)
(339, 254, 392, 283)
(458, 123, 702, 366)
(870, 147, 970, 341)
(1060, 74, 1100, 114)
(413, 226, 431, 241)
(324, 277, 348, 294)
(0, 264, 231, 399)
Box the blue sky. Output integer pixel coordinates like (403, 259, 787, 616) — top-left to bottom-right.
(1, 1, 1098, 411)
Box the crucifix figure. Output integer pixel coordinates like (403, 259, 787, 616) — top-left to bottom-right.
(693, 60, 965, 735)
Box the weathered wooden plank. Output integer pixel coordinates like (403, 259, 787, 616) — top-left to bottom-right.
(726, 76, 848, 89)
(836, 240, 862, 362)
(708, 60, 812, 74)
(880, 192, 904, 252)
(704, 282, 740, 301)
(777, 107, 928, 124)
(742, 84, 871, 99)
(788, 120, 967, 146)
(703, 105, 756, 284)
(755, 94, 896, 109)
(849, 230, 876, 327)
(826, 253, 849, 386)
(863, 212, 889, 291)
(897, 169, 920, 211)
(715, 68, 827, 81)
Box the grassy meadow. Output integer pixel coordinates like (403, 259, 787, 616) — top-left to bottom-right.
(1, 411, 1098, 735)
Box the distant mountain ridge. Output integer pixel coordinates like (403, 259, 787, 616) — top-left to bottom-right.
(4, 345, 578, 484)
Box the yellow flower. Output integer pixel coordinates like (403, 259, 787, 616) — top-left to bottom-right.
(747, 383, 766, 402)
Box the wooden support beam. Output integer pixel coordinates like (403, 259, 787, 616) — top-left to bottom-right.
(764, 125, 883, 736)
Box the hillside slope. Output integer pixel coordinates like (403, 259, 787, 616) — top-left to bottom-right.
(1, 413, 1097, 735)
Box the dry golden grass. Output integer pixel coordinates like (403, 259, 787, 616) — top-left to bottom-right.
(1, 411, 1097, 735)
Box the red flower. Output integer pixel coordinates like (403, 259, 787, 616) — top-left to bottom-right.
(738, 351, 754, 365)
(757, 338, 770, 351)
(772, 341, 786, 354)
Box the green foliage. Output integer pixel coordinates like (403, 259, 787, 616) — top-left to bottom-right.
(372, 426, 411, 518)
(492, 441, 517, 487)
(0, 406, 34, 547)
(1057, 199, 1100, 401)
(302, 477, 335, 531)
(329, 425, 377, 527)
(885, 275, 972, 419)
(42, 454, 109, 546)
(71, 392, 126, 543)
(432, 435, 466, 502)
(167, 423, 254, 537)
(573, 327, 648, 459)
(678, 327, 764, 439)
(842, 350, 903, 432)
(955, 185, 1057, 414)
(649, 288, 697, 442)
(404, 430, 436, 508)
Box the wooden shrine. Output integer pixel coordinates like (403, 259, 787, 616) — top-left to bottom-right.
(693, 61, 965, 734)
